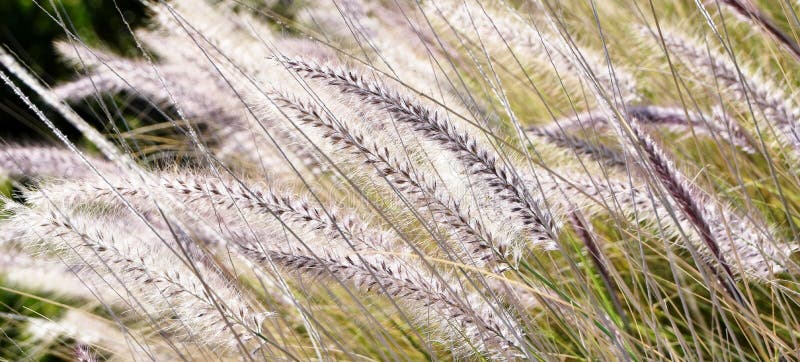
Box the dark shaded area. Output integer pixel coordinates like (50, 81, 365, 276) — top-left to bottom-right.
(0, 0, 147, 143)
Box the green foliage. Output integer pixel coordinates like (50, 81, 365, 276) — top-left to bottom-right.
(0, 283, 65, 361)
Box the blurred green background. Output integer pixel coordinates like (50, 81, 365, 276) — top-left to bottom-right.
(0, 0, 147, 142)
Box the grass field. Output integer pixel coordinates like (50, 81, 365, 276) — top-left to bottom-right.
(3, 0, 800, 360)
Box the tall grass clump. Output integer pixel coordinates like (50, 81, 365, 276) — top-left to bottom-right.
(3, 0, 800, 360)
